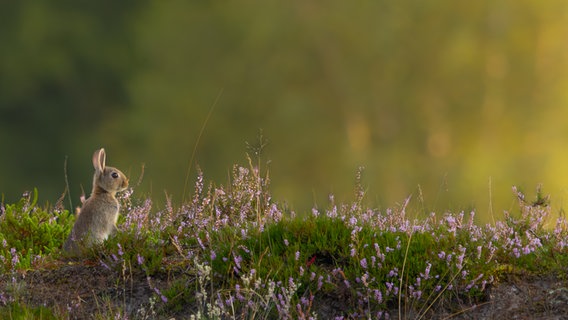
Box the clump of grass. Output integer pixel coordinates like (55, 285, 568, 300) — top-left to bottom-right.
(1, 159, 568, 318)
(0, 301, 58, 320)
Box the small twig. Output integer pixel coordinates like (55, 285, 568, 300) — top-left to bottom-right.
(417, 267, 464, 320)
(399, 232, 413, 320)
(182, 88, 223, 204)
(64, 155, 73, 210)
(170, 235, 184, 256)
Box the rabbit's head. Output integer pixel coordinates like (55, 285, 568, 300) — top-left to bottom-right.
(92, 148, 129, 195)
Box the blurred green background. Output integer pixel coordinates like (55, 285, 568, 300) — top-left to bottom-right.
(2, 2, 568, 222)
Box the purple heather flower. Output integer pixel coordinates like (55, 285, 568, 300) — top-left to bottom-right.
(235, 284, 245, 301)
(421, 262, 431, 279)
(349, 216, 357, 226)
(277, 293, 285, 308)
(196, 236, 204, 250)
(413, 290, 422, 299)
(100, 261, 110, 270)
(10, 248, 19, 266)
(456, 256, 464, 269)
(312, 208, 320, 217)
(234, 255, 243, 269)
(32, 255, 42, 267)
(387, 268, 398, 278)
(137, 254, 144, 265)
(360, 258, 368, 269)
(328, 205, 338, 218)
(289, 277, 296, 289)
(361, 273, 370, 286)
(351, 226, 362, 235)
(373, 242, 381, 256)
(374, 290, 383, 303)
(512, 247, 520, 258)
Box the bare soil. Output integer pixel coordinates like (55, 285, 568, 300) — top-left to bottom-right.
(2, 260, 568, 319)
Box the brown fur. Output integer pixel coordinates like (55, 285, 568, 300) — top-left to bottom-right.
(64, 148, 129, 255)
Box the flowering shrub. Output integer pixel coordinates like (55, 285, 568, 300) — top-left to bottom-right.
(0, 189, 73, 273)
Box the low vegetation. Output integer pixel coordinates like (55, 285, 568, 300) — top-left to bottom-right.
(1, 159, 568, 319)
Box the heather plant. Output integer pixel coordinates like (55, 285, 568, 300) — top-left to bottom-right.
(200, 200, 496, 318)
(486, 186, 568, 274)
(97, 196, 169, 276)
(0, 189, 73, 273)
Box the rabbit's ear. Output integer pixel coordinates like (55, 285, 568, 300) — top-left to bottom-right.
(93, 148, 106, 172)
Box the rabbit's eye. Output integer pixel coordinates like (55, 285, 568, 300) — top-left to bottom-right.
(111, 172, 119, 179)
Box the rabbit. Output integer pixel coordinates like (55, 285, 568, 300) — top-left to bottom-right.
(64, 148, 129, 254)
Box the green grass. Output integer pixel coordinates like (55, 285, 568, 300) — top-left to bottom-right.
(0, 302, 58, 320)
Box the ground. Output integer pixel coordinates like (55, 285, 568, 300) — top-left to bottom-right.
(2, 260, 568, 319)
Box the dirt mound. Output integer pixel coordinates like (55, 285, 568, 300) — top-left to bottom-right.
(2, 261, 568, 319)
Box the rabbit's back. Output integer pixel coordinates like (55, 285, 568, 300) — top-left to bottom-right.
(64, 194, 119, 252)
(78, 194, 120, 238)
